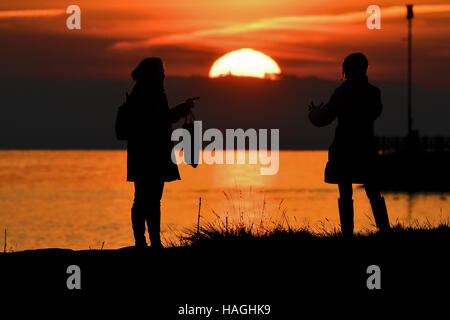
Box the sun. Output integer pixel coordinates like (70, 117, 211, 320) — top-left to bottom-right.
(209, 48, 281, 80)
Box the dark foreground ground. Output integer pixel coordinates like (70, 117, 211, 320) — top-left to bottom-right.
(1, 225, 448, 316)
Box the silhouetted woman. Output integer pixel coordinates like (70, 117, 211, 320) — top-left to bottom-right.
(126, 57, 196, 248)
(308, 52, 390, 237)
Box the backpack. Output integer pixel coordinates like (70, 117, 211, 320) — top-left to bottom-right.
(115, 93, 131, 140)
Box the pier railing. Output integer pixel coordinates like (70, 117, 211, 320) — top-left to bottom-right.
(376, 136, 450, 154)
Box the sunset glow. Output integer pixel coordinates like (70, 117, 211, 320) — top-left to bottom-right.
(1, 1, 450, 87)
(209, 49, 281, 80)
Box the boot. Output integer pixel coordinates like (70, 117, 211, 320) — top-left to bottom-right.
(146, 202, 163, 249)
(149, 231, 162, 249)
(370, 197, 391, 232)
(131, 204, 148, 247)
(338, 198, 354, 238)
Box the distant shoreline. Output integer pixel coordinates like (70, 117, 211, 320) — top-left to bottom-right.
(0, 148, 328, 151)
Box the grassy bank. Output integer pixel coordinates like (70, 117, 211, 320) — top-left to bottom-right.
(1, 217, 449, 301)
(2, 219, 449, 254)
(173, 214, 450, 249)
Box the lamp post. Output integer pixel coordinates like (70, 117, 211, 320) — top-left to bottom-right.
(407, 4, 413, 137)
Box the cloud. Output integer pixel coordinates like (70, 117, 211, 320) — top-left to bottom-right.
(111, 4, 450, 50)
(0, 9, 65, 19)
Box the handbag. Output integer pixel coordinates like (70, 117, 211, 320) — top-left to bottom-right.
(324, 160, 339, 183)
(182, 111, 199, 168)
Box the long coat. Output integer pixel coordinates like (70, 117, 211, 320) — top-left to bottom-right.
(126, 81, 186, 182)
(309, 78, 382, 184)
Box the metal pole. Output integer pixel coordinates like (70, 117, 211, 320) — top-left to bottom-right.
(407, 5, 413, 137)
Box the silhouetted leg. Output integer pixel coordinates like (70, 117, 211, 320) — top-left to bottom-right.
(147, 202, 161, 248)
(132, 181, 148, 247)
(338, 183, 354, 238)
(365, 183, 390, 232)
(145, 180, 164, 249)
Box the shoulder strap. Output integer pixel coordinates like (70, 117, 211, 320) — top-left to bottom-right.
(183, 110, 195, 125)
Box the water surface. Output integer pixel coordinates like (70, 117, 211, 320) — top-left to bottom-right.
(0, 151, 448, 250)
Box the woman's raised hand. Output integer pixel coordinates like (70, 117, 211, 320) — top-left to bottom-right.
(185, 97, 200, 110)
(177, 97, 200, 117)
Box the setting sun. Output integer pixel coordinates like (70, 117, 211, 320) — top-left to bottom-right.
(209, 48, 281, 80)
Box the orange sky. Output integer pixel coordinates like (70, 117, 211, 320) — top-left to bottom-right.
(1, 0, 449, 88)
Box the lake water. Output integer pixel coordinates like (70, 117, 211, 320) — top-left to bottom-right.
(0, 150, 448, 250)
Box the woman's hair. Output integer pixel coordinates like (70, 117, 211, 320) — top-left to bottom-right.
(342, 53, 368, 80)
(131, 57, 164, 81)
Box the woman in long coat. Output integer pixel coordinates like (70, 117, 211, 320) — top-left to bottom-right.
(308, 53, 390, 237)
(126, 57, 195, 248)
